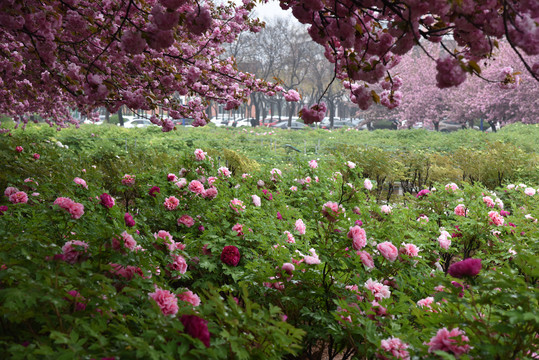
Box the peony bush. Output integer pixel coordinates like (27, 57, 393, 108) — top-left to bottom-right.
(0, 131, 537, 359)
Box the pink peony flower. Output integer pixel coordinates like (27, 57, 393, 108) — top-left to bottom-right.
(180, 315, 210, 347)
(67, 202, 84, 219)
(304, 248, 321, 265)
(321, 201, 345, 222)
(121, 174, 135, 186)
(417, 296, 435, 309)
(438, 230, 452, 249)
(121, 231, 137, 251)
(100, 193, 115, 208)
(9, 191, 28, 204)
(524, 187, 536, 196)
(178, 290, 201, 307)
(229, 198, 245, 212)
(4, 187, 19, 197)
(194, 149, 207, 161)
(309, 159, 318, 169)
(33, 153, 40, 160)
(175, 178, 187, 188)
(295, 219, 306, 235)
(73, 177, 88, 189)
(15, 146, 23, 153)
(347, 161, 356, 169)
(364, 278, 391, 300)
(347, 226, 367, 250)
(164, 196, 179, 210)
(427, 327, 471, 357)
(399, 243, 419, 257)
(282, 262, 295, 275)
(207, 176, 217, 185)
(202, 186, 218, 199)
(218, 167, 231, 178)
(380, 205, 392, 214)
(379, 337, 410, 360)
(284, 231, 295, 243)
(252, 194, 261, 207)
(364, 179, 373, 190)
(482, 196, 495, 208)
(488, 210, 504, 226)
(178, 214, 195, 227)
(454, 204, 467, 217)
(169, 254, 188, 274)
(66, 290, 87, 311)
(221, 246, 240, 266)
(149, 288, 178, 316)
(448, 258, 482, 278)
(149, 186, 160, 197)
(445, 183, 459, 191)
(167, 173, 178, 182)
(377, 242, 398, 262)
(188, 180, 205, 195)
(62, 240, 89, 264)
(357, 251, 375, 269)
(232, 223, 244, 236)
(124, 213, 136, 227)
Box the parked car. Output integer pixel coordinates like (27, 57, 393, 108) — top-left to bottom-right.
(172, 118, 194, 127)
(210, 117, 233, 127)
(122, 118, 155, 128)
(270, 120, 306, 130)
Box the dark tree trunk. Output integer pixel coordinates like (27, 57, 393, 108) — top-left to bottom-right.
(434, 121, 439, 131)
(118, 108, 124, 127)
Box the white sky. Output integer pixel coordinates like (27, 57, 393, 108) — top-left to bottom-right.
(251, 1, 291, 21)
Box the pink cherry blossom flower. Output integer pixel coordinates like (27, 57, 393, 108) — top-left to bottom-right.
(377, 242, 398, 262)
(149, 287, 178, 316)
(284, 89, 300, 102)
(164, 196, 179, 210)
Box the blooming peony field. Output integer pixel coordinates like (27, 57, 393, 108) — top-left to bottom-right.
(0, 140, 538, 359)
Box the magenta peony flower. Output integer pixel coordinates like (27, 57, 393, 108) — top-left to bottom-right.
(33, 153, 40, 160)
(454, 204, 467, 217)
(15, 146, 23, 153)
(0, 205, 7, 215)
(169, 254, 188, 275)
(427, 327, 471, 357)
(62, 240, 89, 264)
(220, 245, 240, 266)
(180, 315, 210, 347)
(416, 189, 430, 198)
(100, 193, 115, 208)
(448, 258, 482, 278)
(148, 186, 160, 197)
(67, 202, 84, 219)
(149, 288, 178, 316)
(121, 174, 135, 186)
(124, 213, 136, 227)
(66, 290, 87, 311)
(377, 242, 398, 262)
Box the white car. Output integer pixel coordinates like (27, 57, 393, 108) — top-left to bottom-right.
(122, 118, 154, 128)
